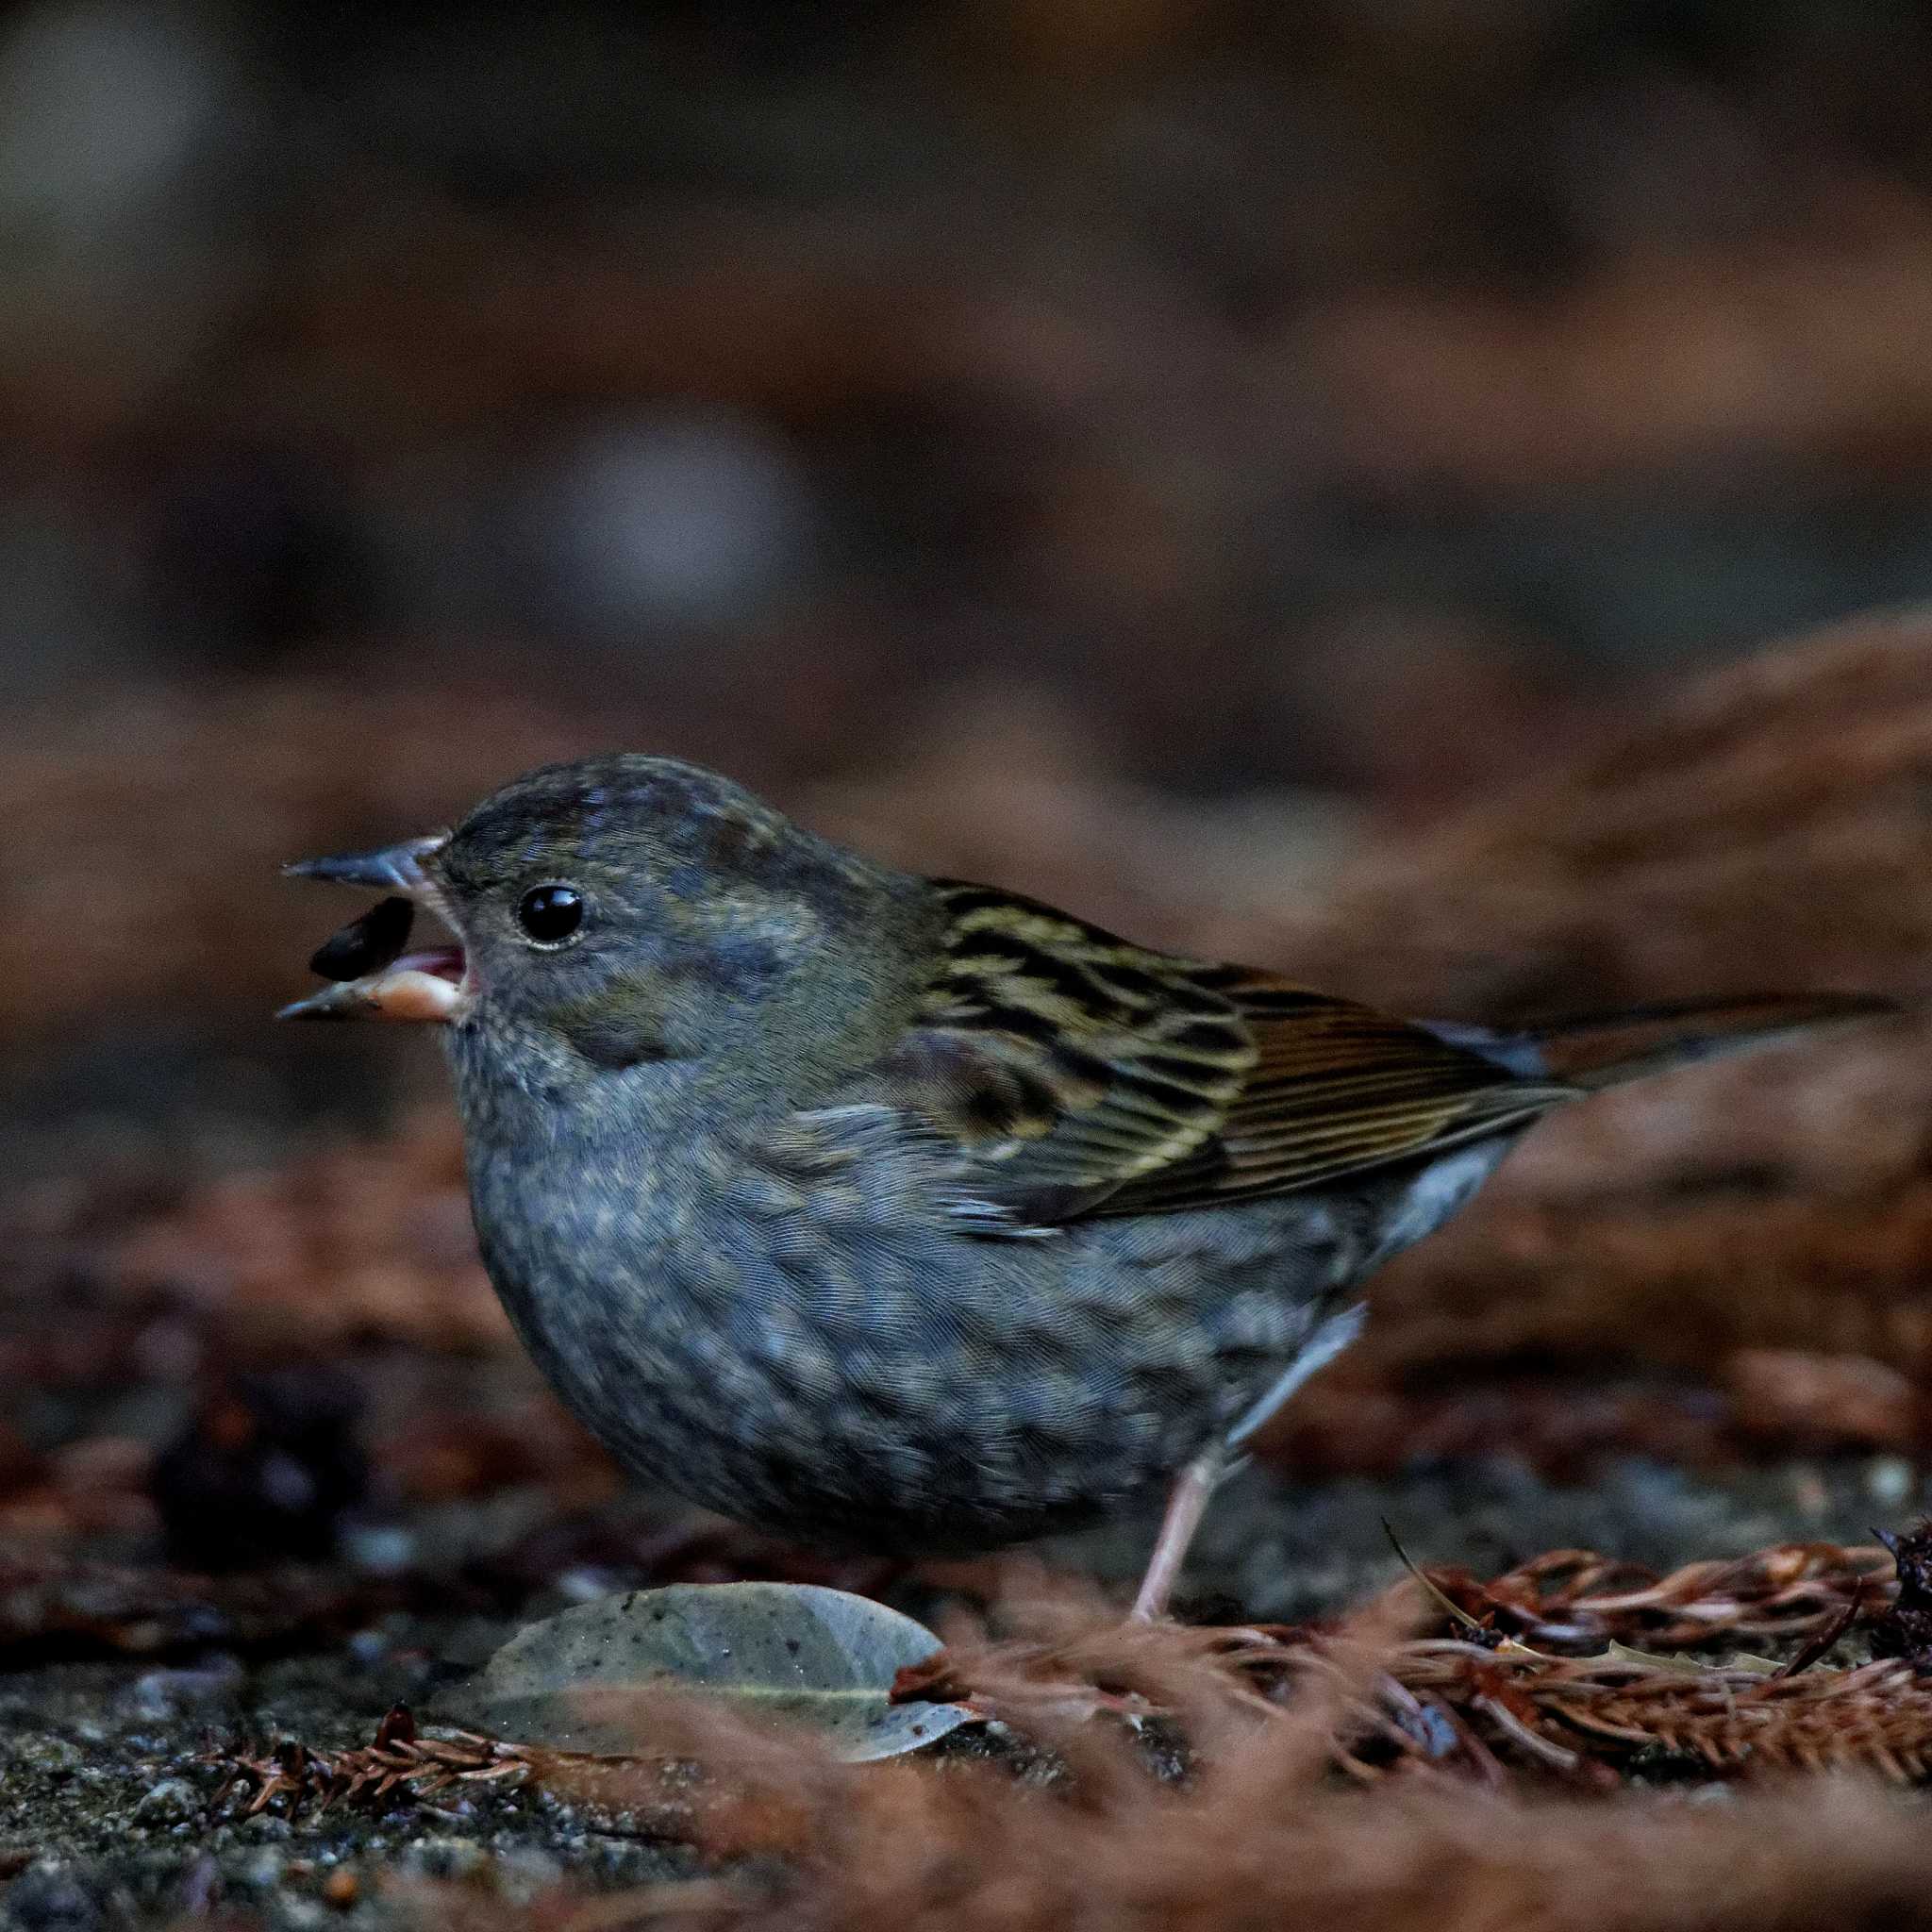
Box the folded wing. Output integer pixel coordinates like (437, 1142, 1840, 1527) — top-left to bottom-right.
(867, 883, 1575, 1224)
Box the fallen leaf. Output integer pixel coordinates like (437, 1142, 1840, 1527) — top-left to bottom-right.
(439, 1582, 976, 1762)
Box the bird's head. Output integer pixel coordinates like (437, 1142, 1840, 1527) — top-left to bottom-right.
(283, 755, 929, 1095)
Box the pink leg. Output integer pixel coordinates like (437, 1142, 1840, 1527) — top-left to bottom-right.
(1130, 1448, 1224, 1621)
(1131, 1308, 1369, 1620)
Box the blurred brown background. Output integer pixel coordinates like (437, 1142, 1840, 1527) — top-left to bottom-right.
(11, 0, 1932, 1584)
(14, 3, 1932, 759)
(14, 0, 1932, 1101)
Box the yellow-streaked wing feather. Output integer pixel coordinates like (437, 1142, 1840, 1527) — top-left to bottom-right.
(878, 884, 1574, 1224)
(1104, 972, 1572, 1211)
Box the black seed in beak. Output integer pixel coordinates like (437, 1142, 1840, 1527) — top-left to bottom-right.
(308, 896, 417, 982)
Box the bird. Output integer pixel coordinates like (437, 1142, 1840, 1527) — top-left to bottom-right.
(281, 754, 1893, 1618)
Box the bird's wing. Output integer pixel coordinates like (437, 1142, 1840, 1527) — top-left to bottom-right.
(855, 882, 1576, 1225)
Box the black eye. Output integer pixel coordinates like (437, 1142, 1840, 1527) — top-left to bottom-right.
(517, 884, 584, 946)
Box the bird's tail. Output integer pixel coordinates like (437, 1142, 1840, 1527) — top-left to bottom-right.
(1513, 991, 1899, 1091)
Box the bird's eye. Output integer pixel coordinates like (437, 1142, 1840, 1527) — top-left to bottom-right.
(516, 884, 584, 947)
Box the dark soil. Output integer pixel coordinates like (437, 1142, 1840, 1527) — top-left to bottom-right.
(2, 1447, 1914, 1929)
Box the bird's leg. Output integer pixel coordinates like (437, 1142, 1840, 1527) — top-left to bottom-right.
(1130, 1304, 1368, 1621)
(1131, 1448, 1225, 1621)
(1224, 1303, 1366, 1452)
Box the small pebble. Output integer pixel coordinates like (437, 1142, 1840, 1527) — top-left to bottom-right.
(557, 1566, 618, 1603)
(133, 1776, 200, 1825)
(401, 1836, 487, 1881)
(341, 1524, 414, 1574)
(1865, 1456, 1915, 1508)
(242, 1845, 287, 1890)
(123, 1656, 243, 1718)
(493, 1847, 563, 1901)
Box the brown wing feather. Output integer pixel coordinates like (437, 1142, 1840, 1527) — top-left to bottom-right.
(875, 884, 1575, 1224)
(1105, 971, 1572, 1211)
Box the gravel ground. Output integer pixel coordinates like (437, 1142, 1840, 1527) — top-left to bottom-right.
(2, 1452, 1917, 1930)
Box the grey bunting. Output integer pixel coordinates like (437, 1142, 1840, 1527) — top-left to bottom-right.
(283, 756, 1895, 1617)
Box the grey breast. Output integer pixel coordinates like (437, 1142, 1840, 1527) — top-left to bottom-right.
(458, 1056, 1520, 1552)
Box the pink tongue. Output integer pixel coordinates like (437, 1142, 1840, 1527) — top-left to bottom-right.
(393, 947, 465, 983)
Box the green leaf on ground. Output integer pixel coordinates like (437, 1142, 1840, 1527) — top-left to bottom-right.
(438, 1581, 976, 1762)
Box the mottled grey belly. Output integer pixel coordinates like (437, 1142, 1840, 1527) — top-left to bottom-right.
(467, 1135, 1515, 1553)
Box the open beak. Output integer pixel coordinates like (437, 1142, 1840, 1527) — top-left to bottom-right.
(283, 836, 447, 895)
(278, 833, 470, 1022)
